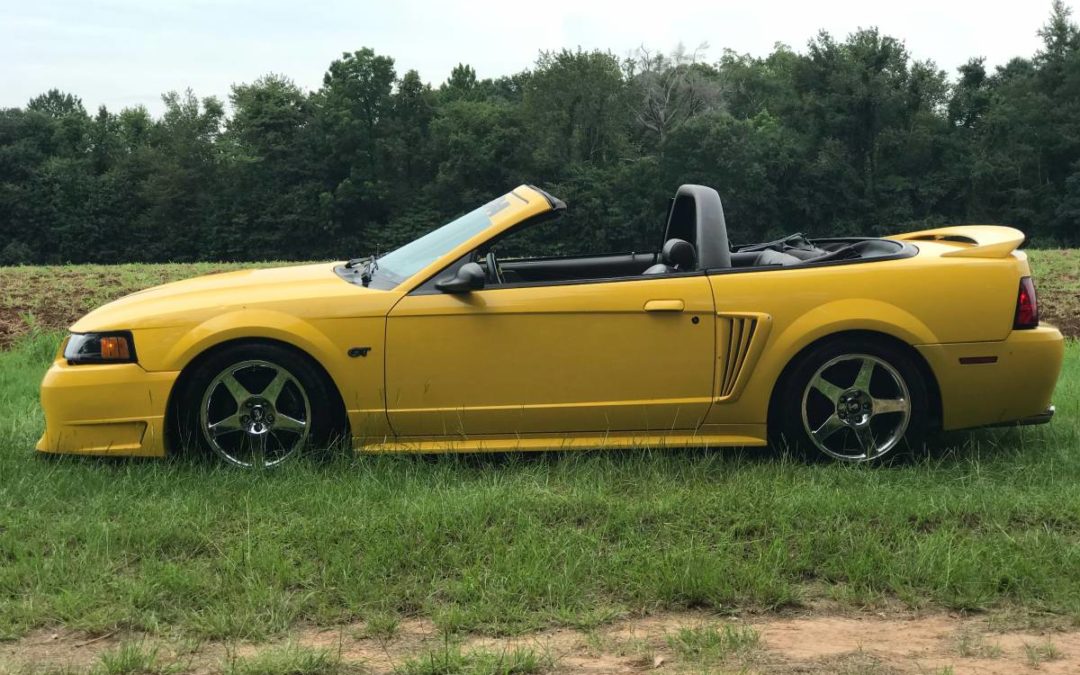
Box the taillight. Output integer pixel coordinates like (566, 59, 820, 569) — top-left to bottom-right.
(1014, 277, 1039, 329)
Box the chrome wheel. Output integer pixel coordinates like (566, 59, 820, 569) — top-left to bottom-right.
(199, 359, 311, 468)
(800, 353, 911, 462)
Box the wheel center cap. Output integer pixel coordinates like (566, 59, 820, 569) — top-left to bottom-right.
(837, 389, 872, 427)
(241, 398, 275, 434)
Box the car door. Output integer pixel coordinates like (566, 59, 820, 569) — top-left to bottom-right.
(384, 275, 716, 437)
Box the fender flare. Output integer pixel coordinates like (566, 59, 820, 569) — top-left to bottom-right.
(759, 299, 942, 424)
(163, 309, 351, 397)
(771, 299, 938, 359)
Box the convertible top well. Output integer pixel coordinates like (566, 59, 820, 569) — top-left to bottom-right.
(656, 184, 913, 272)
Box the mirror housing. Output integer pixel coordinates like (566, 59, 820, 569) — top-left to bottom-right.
(435, 262, 485, 293)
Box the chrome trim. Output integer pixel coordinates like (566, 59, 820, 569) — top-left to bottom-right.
(800, 353, 912, 462)
(199, 359, 311, 468)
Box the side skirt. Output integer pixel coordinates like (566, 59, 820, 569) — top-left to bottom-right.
(355, 424, 767, 454)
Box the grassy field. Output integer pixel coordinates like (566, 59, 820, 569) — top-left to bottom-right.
(0, 254, 1078, 673)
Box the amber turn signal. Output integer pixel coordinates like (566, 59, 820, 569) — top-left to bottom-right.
(63, 331, 138, 365)
(99, 336, 131, 360)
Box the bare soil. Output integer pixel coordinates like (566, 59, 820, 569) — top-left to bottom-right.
(2, 255, 1078, 348)
(0, 263, 264, 348)
(4, 610, 1080, 674)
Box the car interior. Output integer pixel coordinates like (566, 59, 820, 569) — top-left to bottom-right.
(481, 184, 911, 286)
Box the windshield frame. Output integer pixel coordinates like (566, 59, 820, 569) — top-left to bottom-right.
(356, 186, 555, 292)
(372, 195, 514, 288)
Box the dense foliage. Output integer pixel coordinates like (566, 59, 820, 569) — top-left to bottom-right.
(3, 3, 1080, 264)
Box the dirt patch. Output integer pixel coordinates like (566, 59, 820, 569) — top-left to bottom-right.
(4, 611, 1079, 674)
(759, 615, 1079, 674)
(0, 263, 276, 348)
(1029, 249, 1080, 338)
(2, 252, 1079, 348)
(1040, 297, 1080, 339)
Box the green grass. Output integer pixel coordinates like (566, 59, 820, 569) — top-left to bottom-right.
(665, 623, 760, 664)
(1023, 639, 1064, 667)
(1, 256, 1079, 648)
(393, 644, 548, 675)
(1, 328, 1079, 642)
(953, 629, 1003, 659)
(358, 613, 401, 640)
(93, 641, 170, 675)
(222, 644, 355, 675)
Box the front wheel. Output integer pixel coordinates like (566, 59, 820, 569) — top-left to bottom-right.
(771, 338, 929, 463)
(176, 343, 343, 468)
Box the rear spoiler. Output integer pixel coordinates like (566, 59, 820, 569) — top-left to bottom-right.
(890, 225, 1026, 259)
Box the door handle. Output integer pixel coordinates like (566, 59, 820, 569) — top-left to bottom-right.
(643, 299, 685, 312)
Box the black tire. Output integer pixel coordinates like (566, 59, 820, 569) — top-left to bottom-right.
(173, 342, 345, 467)
(769, 336, 929, 463)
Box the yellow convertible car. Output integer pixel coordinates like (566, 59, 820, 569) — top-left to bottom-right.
(39, 184, 1063, 466)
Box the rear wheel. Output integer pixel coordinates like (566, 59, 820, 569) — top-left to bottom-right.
(177, 343, 342, 468)
(772, 338, 928, 463)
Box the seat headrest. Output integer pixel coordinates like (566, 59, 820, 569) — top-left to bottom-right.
(662, 238, 696, 270)
(665, 185, 731, 269)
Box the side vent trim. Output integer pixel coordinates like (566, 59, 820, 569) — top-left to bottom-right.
(716, 313, 772, 402)
(721, 317, 756, 396)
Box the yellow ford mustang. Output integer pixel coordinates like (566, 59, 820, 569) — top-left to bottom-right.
(39, 184, 1063, 466)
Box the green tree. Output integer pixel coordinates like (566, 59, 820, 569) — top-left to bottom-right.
(313, 48, 397, 250)
(3, 6, 1080, 263)
(223, 74, 321, 259)
(523, 49, 632, 173)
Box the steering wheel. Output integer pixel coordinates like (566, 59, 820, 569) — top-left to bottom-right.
(485, 250, 504, 284)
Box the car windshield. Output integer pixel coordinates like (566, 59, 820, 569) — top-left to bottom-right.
(374, 195, 513, 285)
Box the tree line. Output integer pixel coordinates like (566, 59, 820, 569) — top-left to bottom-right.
(2, 2, 1080, 265)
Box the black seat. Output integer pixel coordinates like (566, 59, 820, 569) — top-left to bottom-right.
(730, 249, 803, 267)
(643, 238, 696, 275)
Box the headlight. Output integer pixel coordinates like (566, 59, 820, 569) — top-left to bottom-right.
(64, 331, 137, 365)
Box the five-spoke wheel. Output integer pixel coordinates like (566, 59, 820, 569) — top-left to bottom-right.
(174, 342, 345, 468)
(801, 354, 911, 461)
(200, 360, 311, 468)
(772, 338, 928, 462)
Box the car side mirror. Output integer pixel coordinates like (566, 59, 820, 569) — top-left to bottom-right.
(435, 262, 486, 293)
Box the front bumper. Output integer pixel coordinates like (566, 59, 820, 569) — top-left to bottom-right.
(36, 358, 179, 457)
(916, 325, 1065, 431)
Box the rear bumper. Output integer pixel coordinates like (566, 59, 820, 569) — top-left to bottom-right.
(916, 325, 1065, 431)
(985, 405, 1055, 428)
(36, 358, 177, 457)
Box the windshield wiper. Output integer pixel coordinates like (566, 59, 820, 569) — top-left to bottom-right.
(345, 246, 381, 286)
(344, 255, 373, 269)
(360, 256, 379, 287)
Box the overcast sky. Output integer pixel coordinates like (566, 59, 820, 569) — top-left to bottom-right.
(1, 0, 1064, 114)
